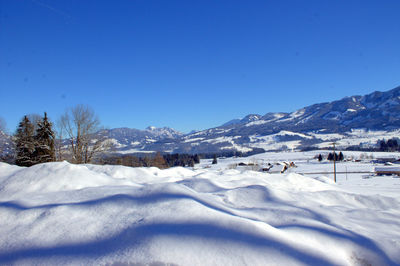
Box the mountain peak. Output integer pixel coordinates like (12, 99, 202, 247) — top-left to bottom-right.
(222, 114, 262, 127)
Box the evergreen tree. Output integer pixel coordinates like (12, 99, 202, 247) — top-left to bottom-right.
(318, 154, 323, 162)
(35, 112, 55, 163)
(15, 116, 36, 166)
(338, 152, 344, 161)
(379, 139, 386, 151)
(387, 138, 398, 151)
(327, 152, 338, 161)
(188, 159, 195, 167)
(193, 154, 200, 164)
(212, 154, 217, 164)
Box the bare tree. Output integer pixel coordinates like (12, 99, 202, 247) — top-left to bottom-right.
(0, 116, 7, 157)
(54, 118, 66, 161)
(0, 116, 6, 133)
(60, 104, 110, 164)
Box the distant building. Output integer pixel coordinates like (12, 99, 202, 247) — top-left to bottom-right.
(374, 167, 400, 176)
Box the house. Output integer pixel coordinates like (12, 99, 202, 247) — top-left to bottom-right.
(374, 167, 400, 176)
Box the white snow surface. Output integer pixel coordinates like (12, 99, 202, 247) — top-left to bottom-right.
(315, 129, 400, 149)
(249, 131, 313, 151)
(1, 151, 400, 265)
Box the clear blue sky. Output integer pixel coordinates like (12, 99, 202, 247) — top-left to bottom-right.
(1, 0, 400, 133)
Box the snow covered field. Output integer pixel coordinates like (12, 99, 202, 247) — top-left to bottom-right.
(1, 151, 400, 265)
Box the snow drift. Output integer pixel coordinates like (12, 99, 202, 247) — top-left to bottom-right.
(0, 160, 399, 265)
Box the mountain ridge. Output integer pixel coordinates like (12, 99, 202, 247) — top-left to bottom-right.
(151, 86, 400, 153)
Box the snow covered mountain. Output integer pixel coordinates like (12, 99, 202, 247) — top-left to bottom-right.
(101, 126, 183, 154)
(2, 86, 400, 156)
(221, 86, 400, 133)
(222, 114, 263, 127)
(134, 86, 400, 154)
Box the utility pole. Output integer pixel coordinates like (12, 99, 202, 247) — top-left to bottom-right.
(332, 142, 337, 183)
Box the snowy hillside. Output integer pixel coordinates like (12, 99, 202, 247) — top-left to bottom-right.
(100, 126, 183, 154)
(141, 86, 400, 154)
(223, 86, 400, 133)
(1, 151, 400, 265)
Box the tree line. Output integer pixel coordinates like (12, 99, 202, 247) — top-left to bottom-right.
(14, 113, 55, 166)
(3, 104, 204, 169)
(102, 153, 201, 168)
(3, 105, 110, 167)
(378, 138, 400, 152)
(317, 152, 344, 162)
